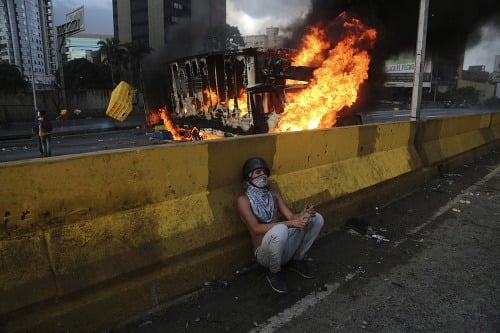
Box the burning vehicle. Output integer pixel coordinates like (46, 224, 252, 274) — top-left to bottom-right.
(145, 12, 376, 140)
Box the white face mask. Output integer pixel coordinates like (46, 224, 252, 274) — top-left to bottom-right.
(250, 174, 268, 188)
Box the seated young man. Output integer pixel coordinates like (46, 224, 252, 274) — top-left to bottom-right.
(236, 157, 324, 294)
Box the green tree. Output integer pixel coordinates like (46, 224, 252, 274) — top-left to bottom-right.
(61, 58, 112, 90)
(122, 40, 153, 88)
(0, 63, 28, 91)
(223, 24, 245, 50)
(204, 24, 245, 51)
(98, 37, 126, 86)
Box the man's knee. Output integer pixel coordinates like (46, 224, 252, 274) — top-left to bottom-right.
(311, 213, 324, 228)
(269, 223, 288, 242)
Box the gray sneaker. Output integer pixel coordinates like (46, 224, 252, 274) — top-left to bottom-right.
(287, 260, 315, 279)
(266, 271, 289, 294)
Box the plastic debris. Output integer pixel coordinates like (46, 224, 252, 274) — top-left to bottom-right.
(372, 234, 390, 243)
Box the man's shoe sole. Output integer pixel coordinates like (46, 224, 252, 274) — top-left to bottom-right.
(266, 276, 288, 294)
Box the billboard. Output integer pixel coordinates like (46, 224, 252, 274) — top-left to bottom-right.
(56, 6, 84, 37)
(384, 51, 432, 88)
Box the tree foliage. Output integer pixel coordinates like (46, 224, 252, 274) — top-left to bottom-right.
(98, 37, 126, 86)
(122, 40, 153, 88)
(204, 24, 245, 51)
(0, 63, 28, 91)
(61, 58, 112, 90)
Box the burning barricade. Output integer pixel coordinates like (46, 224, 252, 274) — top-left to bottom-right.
(147, 12, 377, 141)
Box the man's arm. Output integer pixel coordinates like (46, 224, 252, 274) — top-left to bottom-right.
(236, 194, 308, 235)
(274, 192, 307, 221)
(236, 195, 281, 236)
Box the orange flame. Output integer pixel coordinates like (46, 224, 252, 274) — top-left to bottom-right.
(276, 12, 377, 132)
(158, 107, 183, 140)
(203, 88, 219, 109)
(147, 107, 223, 141)
(228, 88, 249, 116)
(292, 26, 330, 67)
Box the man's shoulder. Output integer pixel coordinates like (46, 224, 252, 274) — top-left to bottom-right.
(236, 193, 249, 202)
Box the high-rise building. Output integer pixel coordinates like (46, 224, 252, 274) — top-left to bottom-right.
(0, 0, 56, 88)
(112, 0, 226, 56)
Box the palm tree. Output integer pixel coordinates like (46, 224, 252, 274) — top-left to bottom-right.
(98, 37, 125, 86)
(122, 40, 153, 88)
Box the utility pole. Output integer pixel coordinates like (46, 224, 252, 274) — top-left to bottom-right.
(24, 0, 37, 111)
(56, 6, 84, 111)
(410, 0, 429, 121)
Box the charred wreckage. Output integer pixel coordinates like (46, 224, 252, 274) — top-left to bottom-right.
(148, 48, 362, 138)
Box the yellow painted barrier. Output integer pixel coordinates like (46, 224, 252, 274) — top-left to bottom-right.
(0, 114, 499, 332)
(415, 114, 495, 166)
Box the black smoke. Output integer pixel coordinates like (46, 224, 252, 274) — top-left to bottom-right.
(284, 0, 500, 110)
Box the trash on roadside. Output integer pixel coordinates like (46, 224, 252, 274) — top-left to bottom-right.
(371, 234, 390, 243)
(443, 173, 463, 177)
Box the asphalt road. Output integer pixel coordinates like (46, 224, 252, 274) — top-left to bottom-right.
(109, 148, 500, 333)
(0, 129, 155, 163)
(1, 107, 497, 163)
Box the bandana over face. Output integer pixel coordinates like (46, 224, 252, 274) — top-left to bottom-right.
(245, 175, 275, 223)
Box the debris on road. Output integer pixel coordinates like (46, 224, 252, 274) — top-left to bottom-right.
(371, 234, 390, 243)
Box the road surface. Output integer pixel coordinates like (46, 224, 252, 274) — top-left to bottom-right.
(1, 108, 497, 163)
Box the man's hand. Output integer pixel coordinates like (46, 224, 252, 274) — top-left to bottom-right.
(286, 217, 309, 229)
(305, 204, 316, 217)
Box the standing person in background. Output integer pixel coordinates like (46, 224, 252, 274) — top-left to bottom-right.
(32, 111, 43, 157)
(236, 157, 324, 294)
(37, 110, 52, 157)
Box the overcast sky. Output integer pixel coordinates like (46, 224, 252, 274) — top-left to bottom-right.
(53, 0, 500, 72)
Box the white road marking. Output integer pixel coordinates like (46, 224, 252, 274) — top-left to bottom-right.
(250, 162, 500, 333)
(248, 280, 345, 333)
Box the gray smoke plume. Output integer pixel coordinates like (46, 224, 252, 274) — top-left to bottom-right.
(283, 0, 500, 110)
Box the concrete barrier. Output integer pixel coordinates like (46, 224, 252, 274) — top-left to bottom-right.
(0, 114, 498, 332)
(415, 114, 496, 166)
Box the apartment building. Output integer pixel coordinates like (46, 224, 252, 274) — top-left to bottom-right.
(0, 0, 56, 87)
(113, 0, 225, 56)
